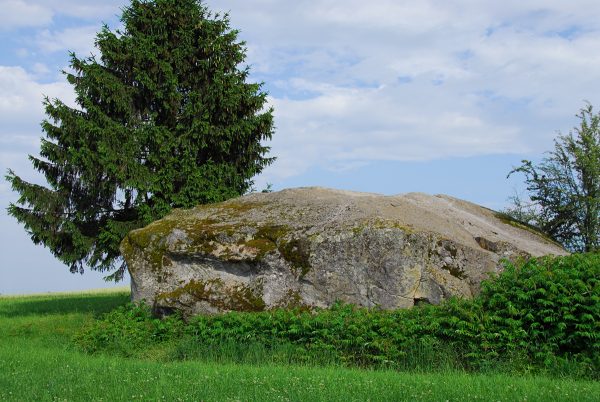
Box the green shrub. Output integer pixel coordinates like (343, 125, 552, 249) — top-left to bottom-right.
(429, 253, 600, 375)
(74, 302, 185, 357)
(75, 253, 600, 378)
(477, 253, 600, 366)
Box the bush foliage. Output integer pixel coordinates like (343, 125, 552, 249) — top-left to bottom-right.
(75, 253, 600, 378)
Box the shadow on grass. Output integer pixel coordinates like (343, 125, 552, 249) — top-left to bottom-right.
(0, 292, 130, 318)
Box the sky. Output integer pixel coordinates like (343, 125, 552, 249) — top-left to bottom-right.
(2, 0, 600, 294)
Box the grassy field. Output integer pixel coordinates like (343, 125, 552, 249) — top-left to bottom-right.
(1, 290, 599, 401)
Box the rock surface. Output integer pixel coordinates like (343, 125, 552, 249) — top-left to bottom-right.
(121, 187, 567, 316)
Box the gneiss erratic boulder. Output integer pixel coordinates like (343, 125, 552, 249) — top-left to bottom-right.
(121, 187, 566, 317)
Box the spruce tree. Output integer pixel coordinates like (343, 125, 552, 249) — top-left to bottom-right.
(6, 0, 274, 280)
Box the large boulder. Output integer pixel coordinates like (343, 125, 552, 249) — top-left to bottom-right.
(121, 187, 566, 316)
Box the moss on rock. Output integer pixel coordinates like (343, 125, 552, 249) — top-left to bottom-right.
(273, 289, 311, 310)
(254, 224, 290, 242)
(351, 219, 415, 236)
(128, 219, 178, 249)
(157, 278, 266, 312)
(157, 278, 222, 301)
(494, 211, 563, 247)
(444, 266, 467, 280)
(278, 238, 312, 279)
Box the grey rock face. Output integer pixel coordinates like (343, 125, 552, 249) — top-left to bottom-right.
(121, 187, 567, 316)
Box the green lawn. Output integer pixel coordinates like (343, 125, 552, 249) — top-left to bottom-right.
(1, 290, 598, 401)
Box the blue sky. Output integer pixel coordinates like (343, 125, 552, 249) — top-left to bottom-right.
(2, 0, 600, 294)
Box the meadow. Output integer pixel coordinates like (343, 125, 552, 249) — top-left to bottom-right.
(1, 253, 598, 401)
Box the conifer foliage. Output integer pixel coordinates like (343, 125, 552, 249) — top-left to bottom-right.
(6, 0, 274, 280)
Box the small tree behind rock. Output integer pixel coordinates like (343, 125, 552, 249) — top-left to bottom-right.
(507, 103, 600, 252)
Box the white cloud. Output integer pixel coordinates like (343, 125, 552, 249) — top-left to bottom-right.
(36, 0, 125, 20)
(203, 1, 600, 181)
(31, 62, 50, 76)
(0, 66, 75, 197)
(0, 66, 74, 130)
(36, 25, 99, 55)
(15, 48, 29, 58)
(0, 0, 53, 29)
(5, 0, 600, 185)
(0, 0, 125, 30)
(312, 0, 460, 36)
(263, 82, 524, 181)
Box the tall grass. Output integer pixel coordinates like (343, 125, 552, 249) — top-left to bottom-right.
(2, 339, 599, 402)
